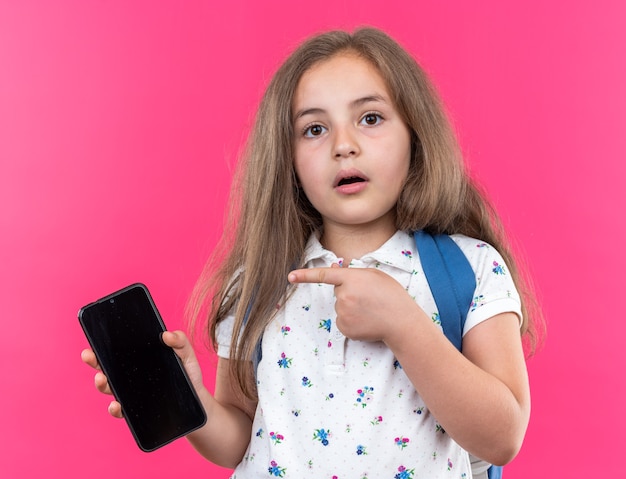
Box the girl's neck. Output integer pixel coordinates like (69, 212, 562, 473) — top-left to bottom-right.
(320, 219, 397, 265)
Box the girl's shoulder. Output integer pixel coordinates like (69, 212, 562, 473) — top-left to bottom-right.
(448, 233, 491, 249)
(447, 234, 519, 293)
(448, 234, 505, 267)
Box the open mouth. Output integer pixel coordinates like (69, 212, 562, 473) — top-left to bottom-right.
(333, 169, 369, 190)
(337, 176, 366, 186)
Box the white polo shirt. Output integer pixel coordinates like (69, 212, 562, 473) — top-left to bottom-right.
(217, 230, 522, 479)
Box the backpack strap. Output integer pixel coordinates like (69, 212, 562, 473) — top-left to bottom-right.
(243, 300, 263, 378)
(413, 230, 476, 352)
(488, 465, 503, 478)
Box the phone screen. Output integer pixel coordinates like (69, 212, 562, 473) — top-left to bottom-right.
(79, 283, 206, 452)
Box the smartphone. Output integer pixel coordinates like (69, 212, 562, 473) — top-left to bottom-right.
(78, 283, 207, 452)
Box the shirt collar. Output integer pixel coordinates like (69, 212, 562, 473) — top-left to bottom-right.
(303, 230, 415, 273)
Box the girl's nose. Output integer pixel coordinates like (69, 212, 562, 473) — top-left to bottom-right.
(333, 127, 360, 159)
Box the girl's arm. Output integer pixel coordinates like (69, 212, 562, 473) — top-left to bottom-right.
(288, 267, 530, 466)
(81, 331, 256, 469)
(183, 357, 256, 467)
(384, 309, 530, 466)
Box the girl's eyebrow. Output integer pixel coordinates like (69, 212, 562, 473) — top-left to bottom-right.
(293, 94, 388, 121)
(352, 94, 387, 108)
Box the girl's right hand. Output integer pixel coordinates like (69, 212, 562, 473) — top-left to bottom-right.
(80, 330, 204, 420)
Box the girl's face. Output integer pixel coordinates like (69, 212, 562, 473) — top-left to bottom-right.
(292, 53, 411, 235)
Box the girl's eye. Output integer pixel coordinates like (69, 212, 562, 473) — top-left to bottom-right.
(303, 124, 327, 138)
(360, 112, 383, 126)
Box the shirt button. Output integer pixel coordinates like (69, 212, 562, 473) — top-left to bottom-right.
(334, 330, 344, 339)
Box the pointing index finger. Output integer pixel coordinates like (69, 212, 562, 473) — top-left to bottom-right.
(288, 267, 344, 286)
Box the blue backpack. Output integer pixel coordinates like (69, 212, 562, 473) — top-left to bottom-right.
(251, 230, 502, 478)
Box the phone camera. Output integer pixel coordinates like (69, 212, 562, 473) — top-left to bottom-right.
(110, 299, 115, 304)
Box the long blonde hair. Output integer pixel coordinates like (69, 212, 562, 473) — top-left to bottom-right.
(190, 27, 543, 399)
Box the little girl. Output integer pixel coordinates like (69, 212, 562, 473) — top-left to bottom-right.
(83, 27, 541, 478)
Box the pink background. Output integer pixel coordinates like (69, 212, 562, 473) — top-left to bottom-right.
(1, 1, 624, 477)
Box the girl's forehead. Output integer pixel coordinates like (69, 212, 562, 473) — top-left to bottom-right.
(298, 54, 386, 91)
(292, 54, 391, 112)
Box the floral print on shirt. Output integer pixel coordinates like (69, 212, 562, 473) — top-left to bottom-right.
(217, 231, 521, 479)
